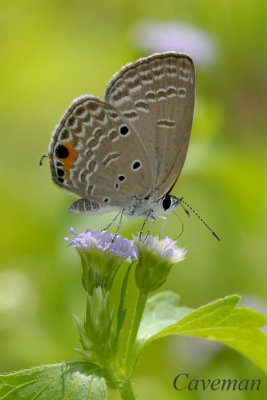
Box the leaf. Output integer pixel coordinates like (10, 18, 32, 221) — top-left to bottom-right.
(0, 362, 107, 400)
(137, 291, 193, 343)
(137, 294, 267, 373)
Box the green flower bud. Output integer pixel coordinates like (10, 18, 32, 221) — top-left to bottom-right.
(74, 287, 115, 364)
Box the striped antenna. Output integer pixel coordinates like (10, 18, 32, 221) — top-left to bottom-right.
(174, 197, 221, 241)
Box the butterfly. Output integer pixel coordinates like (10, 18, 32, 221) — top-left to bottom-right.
(43, 52, 214, 237)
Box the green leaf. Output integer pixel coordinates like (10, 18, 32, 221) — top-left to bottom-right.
(0, 362, 107, 400)
(137, 291, 193, 343)
(138, 294, 267, 373)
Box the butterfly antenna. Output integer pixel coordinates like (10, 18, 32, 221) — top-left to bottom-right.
(180, 201, 191, 217)
(39, 153, 48, 166)
(175, 197, 221, 241)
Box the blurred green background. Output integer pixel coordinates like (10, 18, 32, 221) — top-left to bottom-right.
(0, 0, 266, 398)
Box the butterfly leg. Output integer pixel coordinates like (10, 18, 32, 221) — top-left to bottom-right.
(159, 216, 167, 239)
(102, 210, 122, 232)
(144, 216, 167, 241)
(144, 216, 157, 241)
(112, 209, 125, 241)
(139, 212, 153, 241)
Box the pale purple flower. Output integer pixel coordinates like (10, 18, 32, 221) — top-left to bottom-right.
(134, 236, 186, 293)
(135, 235, 186, 264)
(65, 228, 138, 262)
(130, 20, 217, 66)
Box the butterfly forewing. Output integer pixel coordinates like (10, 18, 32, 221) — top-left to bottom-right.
(104, 52, 195, 198)
(49, 96, 153, 210)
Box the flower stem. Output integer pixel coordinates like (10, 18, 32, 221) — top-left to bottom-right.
(124, 290, 148, 376)
(120, 380, 136, 400)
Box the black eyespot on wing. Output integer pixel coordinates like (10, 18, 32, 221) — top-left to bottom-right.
(132, 161, 141, 170)
(55, 144, 69, 159)
(58, 177, 64, 183)
(162, 194, 172, 210)
(120, 125, 129, 135)
(118, 175, 125, 181)
(56, 168, 65, 177)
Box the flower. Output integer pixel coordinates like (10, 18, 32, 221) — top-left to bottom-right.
(134, 236, 186, 294)
(66, 228, 138, 261)
(144, 236, 186, 264)
(130, 20, 217, 67)
(66, 228, 138, 294)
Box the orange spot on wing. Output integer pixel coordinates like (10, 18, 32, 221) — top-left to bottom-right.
(55, 142, 77, 180)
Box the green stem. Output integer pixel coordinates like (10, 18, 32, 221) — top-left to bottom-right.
(120, 380, 136, 400)
(114, 262, 134, 355)
(124, 290, 148, 376)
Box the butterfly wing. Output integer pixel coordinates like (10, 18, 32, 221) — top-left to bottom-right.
(49, 96, 153, 213)
(104, 52, 195, 199)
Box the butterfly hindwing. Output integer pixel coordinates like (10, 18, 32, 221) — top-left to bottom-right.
(49, 96, 153, 211)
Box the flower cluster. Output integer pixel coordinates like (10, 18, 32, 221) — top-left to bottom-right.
(66, 228, 138, 261)
(66, 228, 186, 295)
(66, 228, 187, 369)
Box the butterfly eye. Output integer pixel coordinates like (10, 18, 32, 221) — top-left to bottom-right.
(162, 194, 172, 211)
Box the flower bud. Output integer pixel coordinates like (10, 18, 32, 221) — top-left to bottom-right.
(74, 287, 116, 363)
